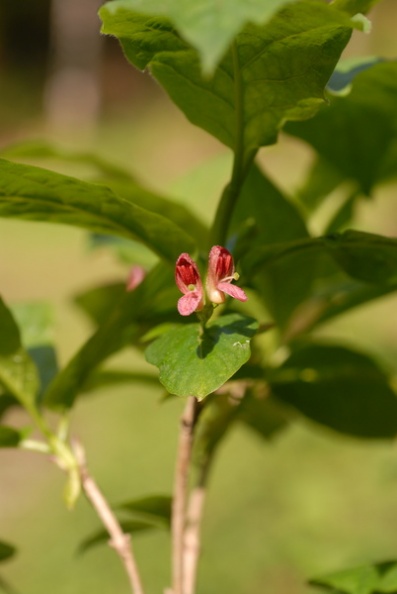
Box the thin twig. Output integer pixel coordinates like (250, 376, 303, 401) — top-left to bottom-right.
(73, 441, 145, 594)
(171, 396, 199, 594)
(183, 464, 209, 594)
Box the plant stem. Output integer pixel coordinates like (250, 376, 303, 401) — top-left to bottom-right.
(183, 464, 210, 594)
(171, 396, 200, 594)
(73, 441, 145, 594)
(210, 42, 256, 247)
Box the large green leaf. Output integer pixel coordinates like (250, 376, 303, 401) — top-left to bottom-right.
(0, 298, 39, 412)
(44, 264, 179, 410)
(100, 0, 373, 74)
(270, 343, 397, 438)
(0, 158, 194, 262)
(244, 231, 397, 286)
(232, 165, 312, 327)
(310, 560, 397, 594)
(286, 61, 397, 195)
(100, 1, 356, 161)
(145, 313, 258, 398)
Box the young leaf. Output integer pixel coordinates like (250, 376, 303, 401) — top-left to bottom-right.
(100, 1, 355, 161)
(145, 314, 258, 399)
(0, 158, 195, 263)
(0, 297, 39, 412)
(310, 560, 397, 594)
(270, 343, 397, 438)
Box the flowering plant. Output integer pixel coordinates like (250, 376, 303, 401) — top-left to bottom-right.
(1, 1, 397, 593)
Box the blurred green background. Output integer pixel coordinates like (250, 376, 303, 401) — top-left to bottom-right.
(1, 1, 397, 593)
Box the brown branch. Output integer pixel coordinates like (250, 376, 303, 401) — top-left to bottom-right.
(171, 396, 200, 594)
(73, 441, 145, 594)
(183, 464, 209, 594)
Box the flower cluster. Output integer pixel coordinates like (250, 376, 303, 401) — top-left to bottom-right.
(175, 245, 247, 316)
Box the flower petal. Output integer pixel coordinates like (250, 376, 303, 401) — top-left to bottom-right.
(217, 282, 247, 302)
(177, 292, 203, 316)
(175, 253, 202, 294)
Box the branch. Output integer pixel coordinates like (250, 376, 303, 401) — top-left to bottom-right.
(183, 464, 209, 594)
(171, 396, 200, 594)
(73, 441, 145, 594)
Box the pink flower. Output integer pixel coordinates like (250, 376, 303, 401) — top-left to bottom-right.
(206, 245, 247, 305)
(175, 253, 204, 316)
(126, 265, 146, 292)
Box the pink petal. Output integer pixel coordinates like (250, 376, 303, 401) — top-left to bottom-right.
(217, 282, 247, 302)
(126, 265, 146, 292)
(175, 253, 202, 294)
(177, 292, 203, 316)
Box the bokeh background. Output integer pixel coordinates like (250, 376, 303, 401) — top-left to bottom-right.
(1, 1, 397, 593)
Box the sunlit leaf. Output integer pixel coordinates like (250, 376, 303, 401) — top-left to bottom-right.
(145, 314, 258, 398)
(0, 159, 195, 263)
(310, 559, 397, 594)
(100, 1, 356, 161)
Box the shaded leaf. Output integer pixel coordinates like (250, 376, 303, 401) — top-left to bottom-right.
(117, 495, 172, 527)
(0, 541, 16, 563)
(0, 298, 39, 412)
(238, 392, 291, 440)
(100, 1, 355, 161)
(44, 264, 178, 410)
(270, 343, 397, 438)
(0, 426, 24, 448)
(78, 520, 157, 555)
(145, 314, 258, 398)
(286, 61, 397, 195)
(82, 370, 158, 395)
(310, 560, 397, 594)
(0, 158, 194, 263)
(74, 282, 126, 326)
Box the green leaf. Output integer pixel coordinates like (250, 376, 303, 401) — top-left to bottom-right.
(232, 165, 312, 327)
(0, 140, 132, 180)
(0, 541, 16, 563)
(0, 297, 39, 412)
(270, 343, 397, 438)
(238, 393, 291, 440)
(82, 370, 158, 395)
(310, 560, 397, 594)
(74, 283, 127, 326)
(245, 231, 397, 286)
(44, 264, 178, 410)
(0, 158, 195, 263)
(331, 0, 383, 17)
(145, 313, 258, 398)
(100, 1, 355, 159)
(78, 520, 157, 555)
(286, 61, 397, 195)
(9, 302, 58, 399)
(0, 426, 23, 448)
(117, 495, 172, 527)
(100, 0, 301, 75)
